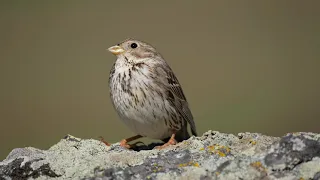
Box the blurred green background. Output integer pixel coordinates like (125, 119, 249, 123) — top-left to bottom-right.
(0, 1, 319, 160)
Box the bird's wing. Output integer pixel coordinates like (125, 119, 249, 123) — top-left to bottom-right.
(155, 64, 197, 136)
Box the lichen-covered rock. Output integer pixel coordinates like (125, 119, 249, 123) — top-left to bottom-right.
(0, 131, 319, 180)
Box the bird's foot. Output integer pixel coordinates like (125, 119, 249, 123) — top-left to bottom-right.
(99, 136, 111, 146)
(120, 140, 144, 149)
(155, 135, 177, 149)
(120, 139, 132, 149)
(119, 135, 143, 149)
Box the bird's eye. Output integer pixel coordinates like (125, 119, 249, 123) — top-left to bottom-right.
(130, 43, 138, 49)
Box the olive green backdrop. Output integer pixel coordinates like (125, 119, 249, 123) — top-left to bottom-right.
(0, 1, 319, 160)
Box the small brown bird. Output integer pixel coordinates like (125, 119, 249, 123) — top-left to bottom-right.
(107, 38, 197, 149)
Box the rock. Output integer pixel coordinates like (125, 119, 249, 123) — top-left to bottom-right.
(0, 131, 319, 180)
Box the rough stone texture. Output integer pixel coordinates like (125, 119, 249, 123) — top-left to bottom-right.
(1, 131, 319, 180)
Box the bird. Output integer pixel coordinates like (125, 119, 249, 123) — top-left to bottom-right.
(106, 38, 197, 149)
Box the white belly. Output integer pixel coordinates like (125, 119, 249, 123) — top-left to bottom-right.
(114, 90, 174, 139)
(119, 107, 172, 139)
(110, 65, 176, 140)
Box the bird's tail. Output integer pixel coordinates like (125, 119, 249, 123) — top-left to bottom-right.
(175, 122, 197, 142)
(175, 128, 190, 142)
(191, 128, 198, 137)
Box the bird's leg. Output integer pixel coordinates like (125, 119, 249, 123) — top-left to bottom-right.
(156, 134, 177, 149)
(99, 136, 111, 146)
(120, 135, 143, 149)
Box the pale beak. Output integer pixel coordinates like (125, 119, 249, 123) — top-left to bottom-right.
(108, 45, 125, 55)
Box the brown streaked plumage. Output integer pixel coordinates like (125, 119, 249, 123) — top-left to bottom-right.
(107, 38, 197, 148)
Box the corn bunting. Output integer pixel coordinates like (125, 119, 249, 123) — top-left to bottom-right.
(106, 38, 197, 149)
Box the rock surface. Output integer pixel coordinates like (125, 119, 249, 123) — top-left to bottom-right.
(1, 131, 319, 180)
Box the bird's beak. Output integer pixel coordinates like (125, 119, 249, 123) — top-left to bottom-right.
(108, 45, 125, 55)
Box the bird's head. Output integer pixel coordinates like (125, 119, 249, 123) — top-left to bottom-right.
(108, 38, 160, 64)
